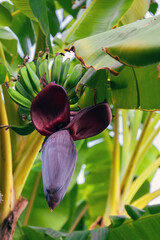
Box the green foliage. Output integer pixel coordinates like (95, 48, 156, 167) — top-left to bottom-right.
(1, 1, 160, 240)
(0, 4, 12, 27)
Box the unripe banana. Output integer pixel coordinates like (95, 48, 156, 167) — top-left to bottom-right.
(20, 66, 36, 98)
(51, 54, 63, 83)
(67, 86, 77, 99)
(63, 64, 83, 92)
(26, 62, 41, 93)
(15, 81, 33, 101)
(35, 57, 41, 78)
(7, 88, 31, 109)
(59, 58, 70, 86)
(39, 59, 49, 83)
(28, 61, 36, 73)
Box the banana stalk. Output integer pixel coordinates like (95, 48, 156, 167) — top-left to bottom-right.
(127, 157, 160, 203)
(132, 189, 160, 209)
(104, 109, 120, 225)
(0, 92, 14, 225)
(2, 84, 20, 160)
(13, 130, 44, 200)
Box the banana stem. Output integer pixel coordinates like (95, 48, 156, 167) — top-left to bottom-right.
(103, 109, 120, 225)
(13, 131, 44, 200)
(135, 126, 160, 170)
(120, 112, 153, 204)
(2, 84, 20, 160)
(103, 129, 113, 154)
(132, 189, 160, 209)
(121, 110, 129, 177)
(129, 110, 143, 154)
(0, 92, 14, 225)
(144, 113, 160, 139)
(127, 157, 160, 203)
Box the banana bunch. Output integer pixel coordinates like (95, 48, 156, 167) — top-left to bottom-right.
(7, 54, 85, 114)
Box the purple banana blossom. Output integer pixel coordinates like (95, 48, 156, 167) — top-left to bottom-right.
(31, 82, 112, 211)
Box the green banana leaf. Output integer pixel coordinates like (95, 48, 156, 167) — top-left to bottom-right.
(110, 64, 160, 110)
(68, 15, 160, 71)
(0, 27, 22, 73)
(109, 212, 160, 240)
(10, 12, 35, 55)
(56, 0, 80, 18)
(10, 0, 35, 20)
(120, 0, 150, 25)
(0, 4, 12, 27)
(15, 209, 160, 240)
(65, 0, 137, 44)
(28, 0, 49, 36)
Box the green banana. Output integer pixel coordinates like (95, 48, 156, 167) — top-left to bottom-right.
(39, 59, 49, 83)
(59, 58, 70, 86)
(20, 66, 36, 98)
(51, 54, 63, 83)
(26, 62, 41, 93)
(7, 88, 31, 109)
(28, 61, 36, 73)
(67, 85, 78, 99)
(15, 81, 33, 101)
(63, 64, 83, 92)
(35, 57, 42, 78)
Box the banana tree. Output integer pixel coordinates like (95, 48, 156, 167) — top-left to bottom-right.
(1, 0, 160, 239)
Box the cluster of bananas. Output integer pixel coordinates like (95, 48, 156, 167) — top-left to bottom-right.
(7, 54, 85, 116)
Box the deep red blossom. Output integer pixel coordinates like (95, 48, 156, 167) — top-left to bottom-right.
(31, 83, 70, 136)
(66, 102, 112, 140)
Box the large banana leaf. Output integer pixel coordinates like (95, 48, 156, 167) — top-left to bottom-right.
(56, 0, 80, 18)
(120, 0, 150, 25)
(0, 27, 22, 72)
(10, 0, 35, 20)
(68, 15, 160, 71)
(109, 212, 160, 240)
(110, 64, 160, 110)
(16, 210, 160, 240)
(0, 4, 12, 27)
(64, 0, 134, 43)
(10, 12, 35, 55)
